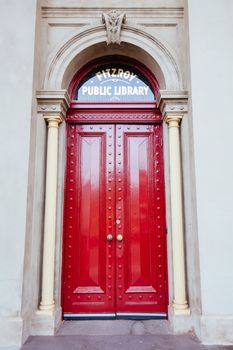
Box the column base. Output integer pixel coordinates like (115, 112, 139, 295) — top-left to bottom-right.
(173, 301, 190, 315)
(168, 304, 192, 334)
(38, 301, 55, 314)
(31, 306, 62, 335)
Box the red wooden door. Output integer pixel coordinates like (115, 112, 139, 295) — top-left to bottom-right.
(62, 123, 167, 318)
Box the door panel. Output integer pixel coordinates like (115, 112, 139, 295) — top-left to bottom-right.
(116, 125, 167, 313)
(63, 123, 167, 316)
(63, 124, 115, 314)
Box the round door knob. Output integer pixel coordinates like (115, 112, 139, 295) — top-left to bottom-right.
(117, 234, 123, 241)
(107, 234, 113, 241)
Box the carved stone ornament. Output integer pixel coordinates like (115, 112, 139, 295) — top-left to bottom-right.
(102, 10, 126, 45)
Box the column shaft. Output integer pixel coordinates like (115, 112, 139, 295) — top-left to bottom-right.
(39, 116, 62, 312)
(166, 116, 190, 315)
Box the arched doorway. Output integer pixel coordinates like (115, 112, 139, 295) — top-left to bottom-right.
(61, 56, 168, 319)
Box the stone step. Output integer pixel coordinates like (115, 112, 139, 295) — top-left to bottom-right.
(57, 320, 173, 336)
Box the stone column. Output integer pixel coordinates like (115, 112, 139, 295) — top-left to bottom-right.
(39, 115, 63, 313)
(158, 90, 190, 316)
(165, 115, 190, 315)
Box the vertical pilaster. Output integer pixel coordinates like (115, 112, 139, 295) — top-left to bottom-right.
(36, 90, 70, 315)
(158, 90, 190, 316)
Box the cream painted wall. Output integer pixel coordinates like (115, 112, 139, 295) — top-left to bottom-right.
(0, 0, 37, 347)
(188, 0, 233, 344)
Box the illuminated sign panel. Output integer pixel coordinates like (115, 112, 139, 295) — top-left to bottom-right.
(75, 64, 155, 102)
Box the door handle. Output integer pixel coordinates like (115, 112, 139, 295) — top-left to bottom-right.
(107, 234, 113, 241)
(116, 234, 123, 241)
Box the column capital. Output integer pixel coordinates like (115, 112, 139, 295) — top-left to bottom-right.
(37, 90, 71, 120)
(44, 115, 63, 128)
(157, 90, 188, 120)
(165, 115, 183, 128)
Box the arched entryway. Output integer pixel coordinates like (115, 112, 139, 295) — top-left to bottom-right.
(62, 57, 168, 319)
(35, 26, 192, 335)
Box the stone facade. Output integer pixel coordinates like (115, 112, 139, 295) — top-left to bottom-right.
(0, 0, 233, 347)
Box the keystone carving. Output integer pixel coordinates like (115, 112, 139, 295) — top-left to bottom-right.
(102, 10, 126, 45)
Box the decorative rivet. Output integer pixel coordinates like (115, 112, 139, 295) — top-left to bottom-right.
(108, 296, 112, 300)
(118, 296, 122, 300)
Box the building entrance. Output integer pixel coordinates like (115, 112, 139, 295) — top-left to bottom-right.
(62, 57, 168, 319)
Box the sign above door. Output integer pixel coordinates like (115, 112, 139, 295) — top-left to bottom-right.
(75, 64, 155, 102)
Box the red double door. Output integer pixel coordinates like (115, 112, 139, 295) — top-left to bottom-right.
(62, 123, 168, 318)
